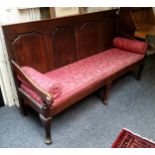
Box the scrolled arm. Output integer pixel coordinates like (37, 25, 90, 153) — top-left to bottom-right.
(11, 60, 53, 105)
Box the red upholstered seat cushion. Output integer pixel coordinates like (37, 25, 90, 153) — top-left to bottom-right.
(113, 37, 147, 55)
(19, 67, 62, 99)
(21, 84, 43, 103)
(20, 48, 144, 115)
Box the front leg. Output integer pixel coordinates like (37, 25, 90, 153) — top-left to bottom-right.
(99, 81, 112, 105)
(103, 81, 112, 105)
(18, 95, 28, 116)
(39, 114, 52, 144)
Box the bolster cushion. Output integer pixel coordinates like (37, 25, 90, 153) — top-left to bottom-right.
(113, 37, 147, 55)
(18, 66, 61, 100)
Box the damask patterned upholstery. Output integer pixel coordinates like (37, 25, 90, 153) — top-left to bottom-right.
(20, 67, 62, 99)
(113, 37, 147, 55)
(21, 84, 43, 104)
(20, 47, 145, 114)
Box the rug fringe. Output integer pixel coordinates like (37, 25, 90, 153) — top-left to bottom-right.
(123, 128, 155, 144)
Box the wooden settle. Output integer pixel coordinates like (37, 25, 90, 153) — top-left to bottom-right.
(2, 9, 146, 144)
(2, 9, 119, 144)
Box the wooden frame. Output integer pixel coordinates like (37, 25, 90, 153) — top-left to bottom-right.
(11, 60, 53, 144)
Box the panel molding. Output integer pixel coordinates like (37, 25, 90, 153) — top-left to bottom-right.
(11, 32, 51, 73)
(51, 25, 77, 68)
(77, 21, 100, 59)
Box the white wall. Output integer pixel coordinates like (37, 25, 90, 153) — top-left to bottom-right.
(0, 27, 18, 106)
(85, 7, 114, 13)
(0, 8, 41, 24)
(18, 8, 41, 22)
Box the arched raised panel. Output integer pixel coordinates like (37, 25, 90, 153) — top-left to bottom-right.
(12, 32, 50, 73)
(101, 18, 117, 50)
(77, 21, 100, 59)
(51, 26, 77, 68)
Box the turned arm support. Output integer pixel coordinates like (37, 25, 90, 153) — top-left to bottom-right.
(11, 60, 53, 105)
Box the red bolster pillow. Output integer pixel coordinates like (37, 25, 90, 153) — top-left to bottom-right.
(21, 83, 43, 104)
(113, 37, 147, 55)
(18, 66, 61, 100)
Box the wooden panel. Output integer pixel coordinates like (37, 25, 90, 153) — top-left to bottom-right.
(12, 32, 51, 73)
(51, 26, 77, 68)
(145, 8, 155, 25)
(131, 8, 155, 25)
(118, 8, 136, 38)
(101, 17, 117, 50)
(77, 21, 100, 59)
(2, 9, 118, 73)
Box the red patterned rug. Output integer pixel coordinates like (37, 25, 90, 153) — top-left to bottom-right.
(112, 129, 155, 148)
